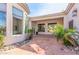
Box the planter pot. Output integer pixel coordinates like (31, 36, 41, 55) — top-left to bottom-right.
(36, 32, 38, 35)
(29, 35, 32, 40)
(28, 34, 33, 40)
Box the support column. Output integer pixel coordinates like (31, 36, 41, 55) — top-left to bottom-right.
(29, 19, 32, 29)
(45, 23, 48, 34)
(23, 13, 26, 34)
(6, 3, 12, 36)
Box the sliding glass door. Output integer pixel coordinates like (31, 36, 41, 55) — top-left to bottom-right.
(38, 24, 45, 32)
(48, 23, 56, 32)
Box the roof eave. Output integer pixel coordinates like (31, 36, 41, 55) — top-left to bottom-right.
(64, 3, 75, 14)
(18, 3, 30, 14)
(30, 12, 66, 21)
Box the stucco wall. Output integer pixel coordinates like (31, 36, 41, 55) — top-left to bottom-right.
(4, 3, 28, 45)
(64, 4, 79, 31)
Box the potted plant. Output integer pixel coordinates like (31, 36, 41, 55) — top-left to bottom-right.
(27, 29, 33, 40)
(36, 31, 38, 35)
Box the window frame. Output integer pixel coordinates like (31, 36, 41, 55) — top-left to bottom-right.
(12, 6, 23, 35)
(72, 9, 77, 17)
(69, 20, 73, 29)
(38, 24, 45, 32)
(12, 6, 23, 19)
(48, 23, 57, 32)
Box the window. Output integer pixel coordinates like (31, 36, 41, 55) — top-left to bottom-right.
(0, 3, 6, 12)
(13, 17, 23, 34)
(69, 20, 73, 29)
(12, 7, 23, 19)
(12, 7, 23, 34)
(72, 9, 77, 17)
(38, 24, 45, 32)
(0, 3, 6, 35)
(48, 23, 56, 32)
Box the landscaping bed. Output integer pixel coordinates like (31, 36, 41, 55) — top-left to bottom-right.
(52, 24, 79, 54)
(0, 39, 30, 53)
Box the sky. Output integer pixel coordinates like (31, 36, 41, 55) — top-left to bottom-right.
(0, 12, 6, 27)
(28, 3, 68, 17)
(0, 4, 6, 27)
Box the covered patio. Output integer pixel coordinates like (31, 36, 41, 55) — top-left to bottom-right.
(31, 17, 64, 35)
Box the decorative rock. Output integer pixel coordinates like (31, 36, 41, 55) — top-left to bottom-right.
(60, 48, 64, 50)
(74, 47, 79, 51)
(71, 49, 74, 52)
(0, 39, 30, 53)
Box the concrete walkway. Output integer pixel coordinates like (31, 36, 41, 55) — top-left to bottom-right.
(0, 34, 77, 55)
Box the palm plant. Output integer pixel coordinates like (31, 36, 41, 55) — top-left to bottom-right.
(26, 29, 33, 40)
(53, 24, 64, 41)
(53, 24, 76, 46)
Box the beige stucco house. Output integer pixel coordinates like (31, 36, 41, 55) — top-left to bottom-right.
(0, 3, 30, 45)
(0, 3, 79, 45)
(30, 3, 79, 35)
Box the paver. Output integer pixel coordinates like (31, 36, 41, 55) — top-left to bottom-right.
(0, 34, 77, 55)
(20, 35, 77, 55)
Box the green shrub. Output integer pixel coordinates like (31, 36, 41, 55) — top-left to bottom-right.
(27, 29, 33, 34)
(63, 29, 76, 46)
(0, 34, 4, 48)
(64, 29, 75, 34)
(53, 24, 64, 41)
(63, 33, 74, 46)
(25, 28, 33, 36)
(53, 24, 76, 46)
(25, 27, 33, 33)
(63, 38, 73, 46)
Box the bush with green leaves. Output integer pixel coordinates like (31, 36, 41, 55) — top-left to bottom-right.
(63, 32, 74, 46)
(0, 34, 4, 48)
(25, 27, 33, 34)
(53, 24, 64, 41)
(27, 29, 33, 34)
(53, 24, 76, 46)
(27, 29, 33, 39)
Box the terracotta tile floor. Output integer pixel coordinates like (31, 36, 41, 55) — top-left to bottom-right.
(1, 34, 77, 55)
(20, 34, 77, 55)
